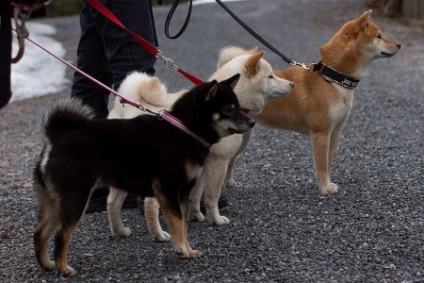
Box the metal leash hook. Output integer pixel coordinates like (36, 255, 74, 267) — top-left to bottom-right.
(289, 60, 312, 71)
(157, 50, 180, 71)
(11, 5, 31, 63)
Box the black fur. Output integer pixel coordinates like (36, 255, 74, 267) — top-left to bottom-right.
(33, 74, 254, 276)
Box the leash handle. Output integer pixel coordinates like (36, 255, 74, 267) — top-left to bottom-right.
(165, 0, 193, 39)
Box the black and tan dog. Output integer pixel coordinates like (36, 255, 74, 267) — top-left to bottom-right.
(33, 74, 254, 276)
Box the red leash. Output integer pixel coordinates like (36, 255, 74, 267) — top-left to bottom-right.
(86, 0, 203, 86)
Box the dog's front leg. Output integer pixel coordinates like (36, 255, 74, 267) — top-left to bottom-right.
(203, 157, 231, 225)
(107, 187, 132, 236)
(328, 123, 344, 171)
(180, 197, 202, 258)
(156, 194, 202, 258)
(311, 131, 338, 194)
(225, 130, 253, 188)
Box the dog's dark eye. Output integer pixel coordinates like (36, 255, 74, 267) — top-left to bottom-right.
(268, 74, 274, 79)
(222, 105, 235, 115)
(377, 34, 382, 39)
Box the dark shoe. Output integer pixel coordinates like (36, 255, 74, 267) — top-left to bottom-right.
(85, 188, 138, 214)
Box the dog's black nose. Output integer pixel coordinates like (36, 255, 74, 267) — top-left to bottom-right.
(248, 119, 255, 128)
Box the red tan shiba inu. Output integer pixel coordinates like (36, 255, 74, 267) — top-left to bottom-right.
(241, 10, 401, 195)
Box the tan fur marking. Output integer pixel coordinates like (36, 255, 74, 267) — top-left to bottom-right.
(56, 225, 78, 276)
(244, 51, 264, 78)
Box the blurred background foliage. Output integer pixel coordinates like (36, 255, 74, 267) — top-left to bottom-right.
(44, 0, 184, 17)
(40, 0, 422, 20)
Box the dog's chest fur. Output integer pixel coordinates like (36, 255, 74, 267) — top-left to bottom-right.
(329, 85, 355, 127)
(209, 133, 244, 158)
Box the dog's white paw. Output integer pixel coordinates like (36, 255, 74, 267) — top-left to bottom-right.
(112, 227, 132, 237)
(208, 215, 230, 226)
(41, 260, 55, 271)
(189, 210, 205, 222)
(189, 249, 203, 258)
(59, 265, 77, 277)
(174, 247, 203, 258)
(319, 183, 339, 195)
(225, 178, 237, 188)
(153, 230, 171, 242)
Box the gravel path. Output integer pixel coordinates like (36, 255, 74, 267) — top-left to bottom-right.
(1, 0, 423, 282)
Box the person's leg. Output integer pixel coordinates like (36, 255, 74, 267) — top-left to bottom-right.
(71, 3, 110, 118)
(93, 0, 158, 212)
(81, 0, 157, 213)
(91, 0, 157, 89)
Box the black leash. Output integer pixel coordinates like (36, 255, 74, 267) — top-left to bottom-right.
(164, 0, 192, 39)
(164, 0, 362, 89)
(214, 0, 296, 65)
(164, 0, 310, 69)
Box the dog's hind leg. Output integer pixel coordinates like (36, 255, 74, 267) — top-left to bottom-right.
(107, 187, 132, 237)
(144, 197, 171, 241)
(34, 195, 59, 271)
(54, 223, 79, 276)
(33, 168, 59, 272)
(54, 185, 92, 276)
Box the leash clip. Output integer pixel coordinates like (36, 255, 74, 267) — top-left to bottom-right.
(289, 60, 311, 71)
(157, 50, 180, 71)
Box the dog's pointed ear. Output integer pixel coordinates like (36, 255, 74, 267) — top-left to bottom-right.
(356, 10, 372, 25)
(248, 46, 259, 54)
(344, 9, 372, 38)
(245, 51, 265, 77)
(206, 80, 218, 101)
(222, 73, 240, 90)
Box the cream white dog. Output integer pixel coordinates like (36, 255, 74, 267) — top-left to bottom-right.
(107, 47, 294, 241)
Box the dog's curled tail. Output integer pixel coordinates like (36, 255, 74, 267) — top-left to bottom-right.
(217, 46, 258, 68)
(44, 99, 94, 142)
